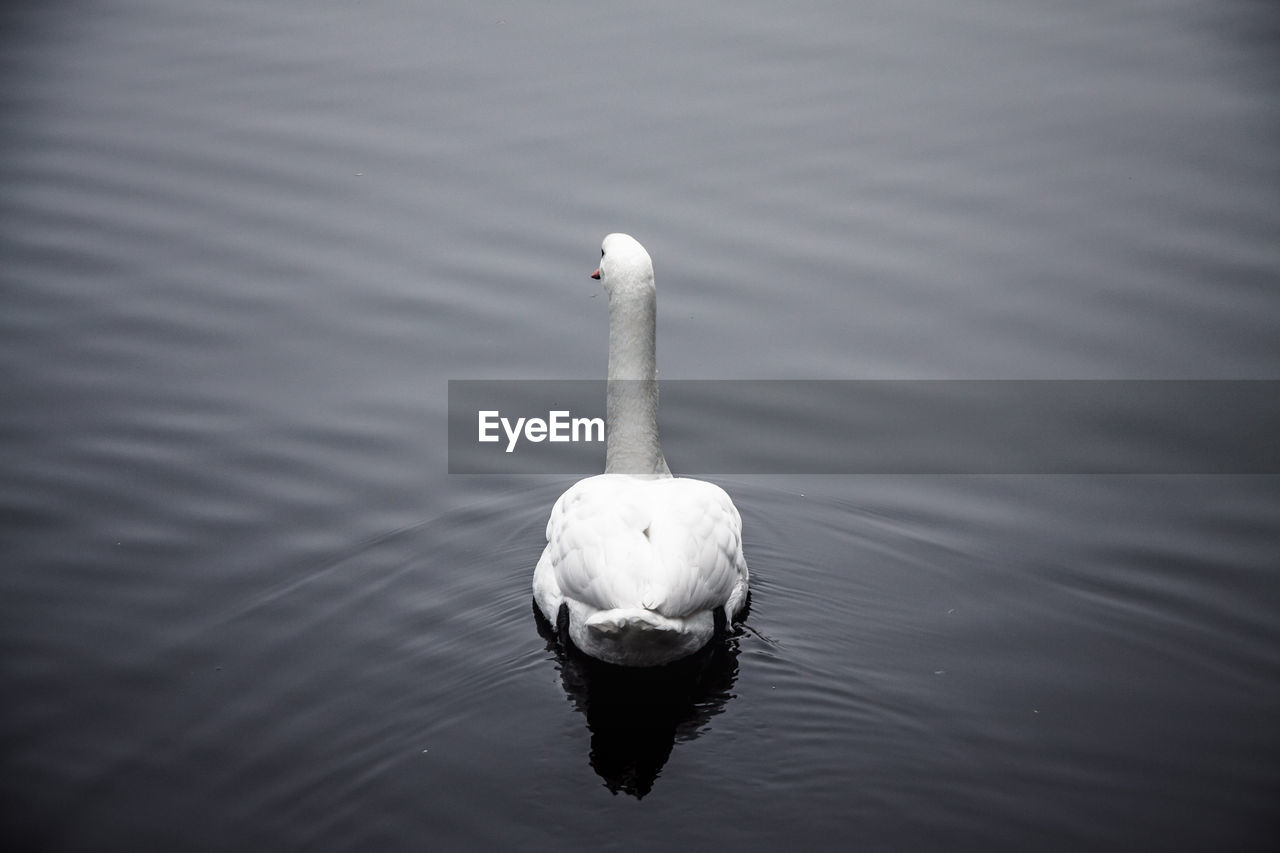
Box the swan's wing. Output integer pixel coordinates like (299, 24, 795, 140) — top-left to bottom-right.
(540, 474, 747, 618)
(541, 475, 650, 613)
(647, 478, 748, 618)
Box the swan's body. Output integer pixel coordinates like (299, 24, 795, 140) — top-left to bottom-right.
(533, 233, 748, 667)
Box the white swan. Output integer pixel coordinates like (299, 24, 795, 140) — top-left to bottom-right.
(533, 233, 749, 667)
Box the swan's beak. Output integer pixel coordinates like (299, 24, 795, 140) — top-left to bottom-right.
(590, 268, 601, 280)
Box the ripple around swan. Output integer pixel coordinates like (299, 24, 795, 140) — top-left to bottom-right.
(6, 469, 1279, 850)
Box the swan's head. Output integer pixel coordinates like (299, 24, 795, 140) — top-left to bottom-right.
(591, 233, 654, 296)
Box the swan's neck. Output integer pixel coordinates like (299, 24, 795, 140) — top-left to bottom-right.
(606, 287, 670, 476)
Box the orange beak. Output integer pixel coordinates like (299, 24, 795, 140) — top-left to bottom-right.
(590, 268, 601, 280)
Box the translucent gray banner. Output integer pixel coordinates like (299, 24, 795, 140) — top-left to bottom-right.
(447, 380, 1279, 474)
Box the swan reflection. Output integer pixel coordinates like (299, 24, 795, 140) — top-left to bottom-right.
(534, 600, 744, 798)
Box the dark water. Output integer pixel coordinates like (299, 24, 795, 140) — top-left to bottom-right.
(3, 1, 1278, 850)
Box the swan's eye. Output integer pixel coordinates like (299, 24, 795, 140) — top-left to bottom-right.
(600, 249, 605, 258)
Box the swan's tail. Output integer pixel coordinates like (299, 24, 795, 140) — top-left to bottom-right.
(585, 607, 680, 635)
(577, 608, 713, 666)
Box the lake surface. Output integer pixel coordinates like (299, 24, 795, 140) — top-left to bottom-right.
(2, 1, 1278, 850)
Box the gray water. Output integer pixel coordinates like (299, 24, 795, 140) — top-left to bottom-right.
(3, 1, 1278, 850)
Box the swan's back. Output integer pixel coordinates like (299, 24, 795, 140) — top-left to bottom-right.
(534, 474, 749, 666)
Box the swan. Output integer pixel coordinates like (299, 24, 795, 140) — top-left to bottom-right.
(533, 233, 749, 667)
